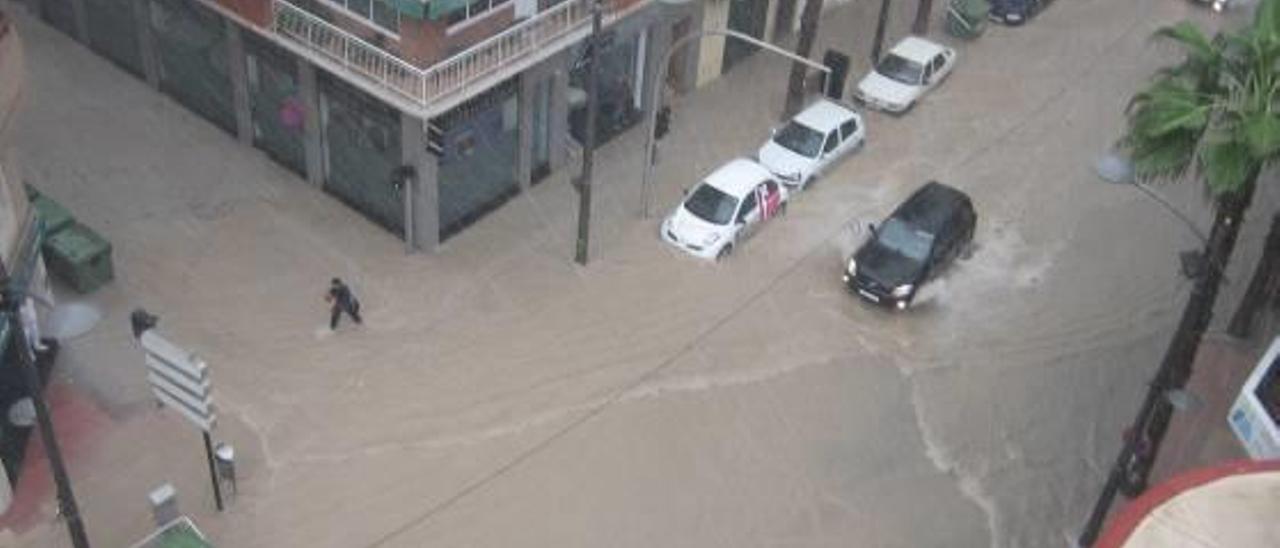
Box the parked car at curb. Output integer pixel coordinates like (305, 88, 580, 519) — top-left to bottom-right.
(757, 99, 865, 190)
(662, 159, 789, 261)
(989, 0, 1045, 25)
(844, 182, 976, 309)
(854, 36, 957, 114)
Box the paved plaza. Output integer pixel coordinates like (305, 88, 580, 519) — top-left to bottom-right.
(2, 0, 1276, 546)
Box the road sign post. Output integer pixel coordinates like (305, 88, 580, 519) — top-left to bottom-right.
(132, 311, 221, 511)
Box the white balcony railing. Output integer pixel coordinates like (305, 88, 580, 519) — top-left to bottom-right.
(272, 1, 425, 102)
(272, 0, 612, 112)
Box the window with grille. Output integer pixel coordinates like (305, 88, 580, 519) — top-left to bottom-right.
(325, 0, 400, 35)
(446, 0, 511, 28)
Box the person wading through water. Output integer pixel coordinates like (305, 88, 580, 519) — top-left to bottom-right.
(325, 277, 362, 330)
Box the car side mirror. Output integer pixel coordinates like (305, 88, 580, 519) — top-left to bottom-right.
(770, 127, 778, 137)
(868, 222, 878, 236)
(682, 187, 690, 196)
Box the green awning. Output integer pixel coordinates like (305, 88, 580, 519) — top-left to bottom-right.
(428, 0, 468, 20)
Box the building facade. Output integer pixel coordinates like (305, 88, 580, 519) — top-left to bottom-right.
(1, 7, 56, 513)
(12, 0, 805, 250)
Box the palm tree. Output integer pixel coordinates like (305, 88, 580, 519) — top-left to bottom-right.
(1113, 0, 1280, 494)
(1079, 6, 1280, 544)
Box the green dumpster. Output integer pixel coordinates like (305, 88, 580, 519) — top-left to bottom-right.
(43, 223, 114, 294)
(947, 0, 989, 40)
(28, 194, 75, 236)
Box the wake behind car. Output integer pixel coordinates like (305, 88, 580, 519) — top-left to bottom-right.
(854, 36, 956, 114)
(757, 99, 865, 189)
(662, 159, 789, 261)
(844, 182, 976, 309)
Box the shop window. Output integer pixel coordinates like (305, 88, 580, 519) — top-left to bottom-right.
(325, 0, 400, 34)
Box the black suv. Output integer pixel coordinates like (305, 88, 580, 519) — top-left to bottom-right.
(844, 182, 976, 309)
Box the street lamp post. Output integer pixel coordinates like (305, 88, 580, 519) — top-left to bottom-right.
(574, 0, 603, 265)
(1094, 153, 1209, 245)
(640, 26, 830, 218)
(1077, 152, 1233, 546)
(0, 220, 90, 548)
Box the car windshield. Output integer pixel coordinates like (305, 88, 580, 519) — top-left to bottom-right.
(772, 121, 824, 158)
(684, 183, 739, 225)
(875, 54, 923, 85)
(876, 218, 934, 261)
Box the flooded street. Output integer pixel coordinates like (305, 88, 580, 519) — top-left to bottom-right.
(6, 0, 1278, 546)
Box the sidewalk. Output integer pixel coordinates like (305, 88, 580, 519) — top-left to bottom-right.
(1149, 335, 1254, 482)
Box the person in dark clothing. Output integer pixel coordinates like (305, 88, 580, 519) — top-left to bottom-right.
(326, 277, 362, 330)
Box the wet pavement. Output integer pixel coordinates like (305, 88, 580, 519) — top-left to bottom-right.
(3, 0, 1278, 546)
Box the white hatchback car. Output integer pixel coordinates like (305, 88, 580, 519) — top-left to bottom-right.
(661, 159, 789, 261)
(855, 36, 957, 113)
(757, 99, 865, 189)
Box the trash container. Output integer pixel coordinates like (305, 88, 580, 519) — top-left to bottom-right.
(821, 49, 851, 100)
(43, 223, 114, 294)
(214, 442, 236, 495)
(27, 194, 75, 236)
(947, 0, 990, 40)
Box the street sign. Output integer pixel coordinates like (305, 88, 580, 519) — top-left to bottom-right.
(133, 312, 226, 511)
(141, 330, 215, 432)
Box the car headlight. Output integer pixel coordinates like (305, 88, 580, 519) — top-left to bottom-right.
(891, 284, 914, 298)
(846, 257, 857, 275)
(702, 233, 721, 246)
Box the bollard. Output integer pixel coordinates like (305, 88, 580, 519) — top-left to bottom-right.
(214, 443, 236, 497)
(148, 483, 179, 527)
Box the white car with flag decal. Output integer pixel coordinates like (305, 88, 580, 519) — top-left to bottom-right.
(661, 159, 789, 261)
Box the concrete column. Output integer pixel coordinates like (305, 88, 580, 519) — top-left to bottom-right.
(515, 70, 536, 190)
(298, 59, 324, 188)
(70, 0, 89, 44)
(547, 59, 570, 172)
(225, 21, 253, 146)
(134, 0, 161, 89)
(641, 19, 671, 119)
(400, 114, 439, 252)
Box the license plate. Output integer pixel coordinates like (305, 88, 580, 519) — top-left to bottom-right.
(857, 289, 879, 302)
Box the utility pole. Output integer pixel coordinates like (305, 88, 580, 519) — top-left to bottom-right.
(1, 287, 90, 548)
(575, 0, 603, 265)
(871, 0, 892, 64)
(784, 0, 824, 117)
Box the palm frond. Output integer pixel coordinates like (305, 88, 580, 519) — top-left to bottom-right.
(1199, 139, 1256, 194)
(1123, 130, 1198, 182)
(1255, 0, 1280, 45)
(1154, 21, 1221, 66)
(1241, 113, 1280, 157)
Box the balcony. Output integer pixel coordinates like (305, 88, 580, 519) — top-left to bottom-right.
(271, 0, 642, 117)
